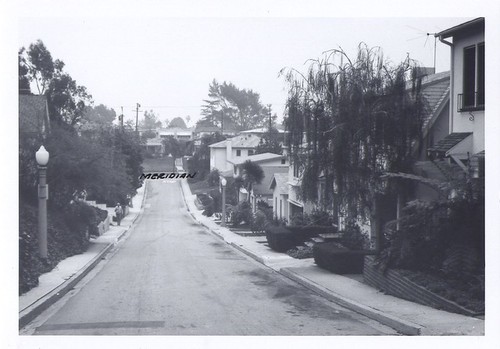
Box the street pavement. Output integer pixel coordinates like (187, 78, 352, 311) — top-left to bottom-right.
(22, 180, 397, 335)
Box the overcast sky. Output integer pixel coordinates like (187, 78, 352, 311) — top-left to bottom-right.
(18, 17, 470, 126)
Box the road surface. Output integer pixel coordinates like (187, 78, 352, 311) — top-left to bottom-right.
(23, 180, 396, 335)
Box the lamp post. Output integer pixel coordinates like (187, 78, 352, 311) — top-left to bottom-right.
(35, 145, 49, 259)
(220, 177, 227, 227)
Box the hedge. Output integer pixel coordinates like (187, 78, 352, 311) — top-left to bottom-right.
(265, 226, 300, 252)
(313, 242, 375, 274)
(265, 225, 337, 252)
(19, 201, 103, 295)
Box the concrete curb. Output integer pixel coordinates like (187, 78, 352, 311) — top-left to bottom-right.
(19, 183, 148, 329)
(19, 243, 113, 329)
(279, 268, 423, 335)
(178, 179, 423, 336)
(230, 242, 266, 265)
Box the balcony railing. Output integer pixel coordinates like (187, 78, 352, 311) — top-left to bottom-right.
(457, 92, 485, 112)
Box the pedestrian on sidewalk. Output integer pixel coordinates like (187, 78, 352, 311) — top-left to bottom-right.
(114, 203, 123, 226)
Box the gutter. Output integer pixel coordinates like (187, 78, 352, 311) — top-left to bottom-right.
(437, 34, 454, 134)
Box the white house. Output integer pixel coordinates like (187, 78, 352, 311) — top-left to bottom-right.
(229, 152, 287, 177)
(429, 17, 484, 176)
(209, 134, 262, 172)
(159, 127, 194, 141)
(269, 173, 289, 221)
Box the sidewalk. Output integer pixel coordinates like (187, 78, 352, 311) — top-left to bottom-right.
(180, 179, 484, 336)
(19, 183, 148, 329)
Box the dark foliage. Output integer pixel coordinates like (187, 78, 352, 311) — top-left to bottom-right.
(313, 242, 374, 274)
(19, 201, 106, 294)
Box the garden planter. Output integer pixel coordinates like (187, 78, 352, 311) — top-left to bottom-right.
(313, 242, 375, 274)
(363, 256, 483, 316)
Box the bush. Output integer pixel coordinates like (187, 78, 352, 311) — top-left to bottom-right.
(19, 201, 96, 295)
(251, 209, 268, 233)
(207, 169, 220, 187)
(339, 223, 368, 250)
(265, 226, 300, 252)
(313, 242, 373, 274)
(232, 201, 253, 226)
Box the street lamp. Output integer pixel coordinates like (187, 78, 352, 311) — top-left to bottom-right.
(35, 145, 49, 259)
(220, 176, 227, 227)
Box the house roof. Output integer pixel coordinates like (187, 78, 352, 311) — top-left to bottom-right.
(144, 138, 163, 146)
(269, 173, 289, 195)
(436, 17, 484, 39)
(228, 152, 283, 165)
(240, 125, 286, 134)
(427, 132, 472, 155)
(252, 166, 288, 196)
(158, 127, 193, 135)
(420, 72, 450, 134)
(19, 94, 50, 135)
(194, 125, 221, 133)
(209, 134, 262, 148)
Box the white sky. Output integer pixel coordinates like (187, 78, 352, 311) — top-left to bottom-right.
(18, 17, 470, 126)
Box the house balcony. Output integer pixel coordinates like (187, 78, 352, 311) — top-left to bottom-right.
(457, 92, 484, 112)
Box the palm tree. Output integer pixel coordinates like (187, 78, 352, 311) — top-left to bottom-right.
(240, 160, 264, 202)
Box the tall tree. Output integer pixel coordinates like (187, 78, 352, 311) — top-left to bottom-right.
(240, 160, 264, 202)
(283, 44, 424, 249)
(82, 104, 116, 126)
(168, 116, 187, 128)
(140, 110, 162, 130)
(255, 126, 282, 155)
(201, 79, 271, 130)
(19, 40, 92, 126)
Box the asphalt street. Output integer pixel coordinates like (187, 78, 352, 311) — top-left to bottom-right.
(26, 179, 397, 335)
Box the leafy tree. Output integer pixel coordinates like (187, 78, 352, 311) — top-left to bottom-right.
(19, 40, 92, 126)
(82, 104, 116, 126)
(168, 116, 187, 128)
(201, 79, 271, 130)
(140, 110, 162, 130)
(282, 44, 425, 250)
(255, 126, 282, 155)
(18, 49, 31, 94)
(240, 160, 264, 202)
(187, 132, 226, 181)
(162, 136, 183, 158)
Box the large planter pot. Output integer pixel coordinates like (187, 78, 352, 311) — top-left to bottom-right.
(363, 256, 483, 316)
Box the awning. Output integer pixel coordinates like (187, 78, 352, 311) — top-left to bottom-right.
(427, 132, 472, 159)
(287, 198, 303, 208)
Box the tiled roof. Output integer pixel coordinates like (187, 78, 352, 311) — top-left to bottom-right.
(229, 152, 282, 165)
(252, 166, 288, 196)
(19, 94, 50, 135)
(269, 173, 289, 195)
(427, 132, 472, 154)
(209, 134, 262, 148)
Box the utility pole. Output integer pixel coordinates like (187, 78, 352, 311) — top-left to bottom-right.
(135, 103, 141, 134)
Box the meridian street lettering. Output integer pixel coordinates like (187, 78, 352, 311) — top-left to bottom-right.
(139, 172, 197, 180)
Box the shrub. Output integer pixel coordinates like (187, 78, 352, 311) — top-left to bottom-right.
(265, 226, 300, 252)
(251, 209, 268, 233)
(232, 201, 253, 226)
(207, 169, 220, 187)
(313, 242, 373, 274)
(339, 222, 369, 250)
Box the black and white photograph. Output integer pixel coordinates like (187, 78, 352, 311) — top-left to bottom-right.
(2, 1, 500, 348)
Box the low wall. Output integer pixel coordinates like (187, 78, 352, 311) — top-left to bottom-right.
(363, 256, 482, 316)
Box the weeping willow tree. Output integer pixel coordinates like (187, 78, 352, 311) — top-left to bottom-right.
(282, 43, 425, 250)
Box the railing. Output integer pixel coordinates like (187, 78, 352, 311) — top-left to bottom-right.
(457, 92, 485, 112)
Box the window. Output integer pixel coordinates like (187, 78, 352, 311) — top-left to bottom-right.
(281, 158, 286, 165)
(293, 163, 300, 178)
(460, 43, 485, 111)
(236, 149, 241, 156)
(248, 150, 254, 156)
